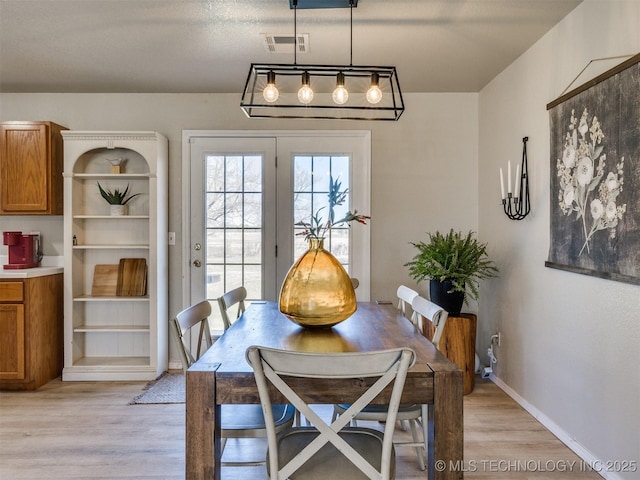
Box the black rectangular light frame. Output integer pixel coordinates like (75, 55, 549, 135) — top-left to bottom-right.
(240, 63, 405, 121)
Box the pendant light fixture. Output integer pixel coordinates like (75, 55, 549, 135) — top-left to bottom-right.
(366, 73, 383, 104)
(332, 72, 349, 105)
(263, 71, 279, 103)
(240, 0, 404, 121)
(297, 71, 314, 104)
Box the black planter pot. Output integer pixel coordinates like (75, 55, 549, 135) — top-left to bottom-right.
(429, 279, 465, 315)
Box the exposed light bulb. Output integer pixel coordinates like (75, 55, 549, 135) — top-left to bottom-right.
(298, 85, 314, 104)
(263, 84, 279, 103)
(333, 86, 349, 105)
(332, 72, 349, 105)
(366, 85, 382, 104)
(263, 71, 279, 103)
(297, 72, 314, 104)
(366, 73, 382, 104)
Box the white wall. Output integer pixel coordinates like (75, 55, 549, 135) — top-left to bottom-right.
(478, 1, 640, 477)
(0, 91, 478, 361)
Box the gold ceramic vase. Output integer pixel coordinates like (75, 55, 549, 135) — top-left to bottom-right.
(279, 238, 357, 328)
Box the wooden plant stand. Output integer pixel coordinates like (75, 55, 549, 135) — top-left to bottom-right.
(426, 313, 477, 394)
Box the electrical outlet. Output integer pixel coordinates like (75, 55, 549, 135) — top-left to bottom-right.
(497, 332, 502, 346)
(168, 232, 176, 245)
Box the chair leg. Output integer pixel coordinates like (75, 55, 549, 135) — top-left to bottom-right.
(408, 419, 426, 471)
(421, 404, 429, 469)
(332, 408, 357, 426)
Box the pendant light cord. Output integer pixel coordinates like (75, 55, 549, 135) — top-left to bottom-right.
(349, 0, 353, 66)
(294, 0, 298, 65)
(294, 0, 352, 65)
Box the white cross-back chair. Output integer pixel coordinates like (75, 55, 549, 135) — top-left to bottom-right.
(333, 292, 449, 471)
(396, 285, 419, 323)
(170, 298, 294, 467)
(217, 285, 247, 331)
(217, 285, 305, 427)
(247, 346, 416, 480)
(412, 295, 449, 350)
(171, 300, 214, 369)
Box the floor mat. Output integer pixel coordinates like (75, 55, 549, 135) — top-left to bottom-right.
(129, 371, 184, 405)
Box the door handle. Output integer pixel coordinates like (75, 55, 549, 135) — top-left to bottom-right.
(193, 259, 202, 268)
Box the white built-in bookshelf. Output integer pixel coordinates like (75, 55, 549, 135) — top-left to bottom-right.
(62, 131, 168, 381)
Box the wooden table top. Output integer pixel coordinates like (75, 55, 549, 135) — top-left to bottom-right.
(195, 301, 459, 405)
(202, 301, 454, 373)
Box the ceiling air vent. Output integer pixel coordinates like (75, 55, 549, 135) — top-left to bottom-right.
(262, 33, 309, 54)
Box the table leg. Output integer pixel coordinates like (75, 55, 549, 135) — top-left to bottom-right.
(186, 364, 220, 480)
(429, 368, 464, 480)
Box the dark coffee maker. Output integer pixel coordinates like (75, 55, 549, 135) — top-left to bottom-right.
(2, 231, 42, 269)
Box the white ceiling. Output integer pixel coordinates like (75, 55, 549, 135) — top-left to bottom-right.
(0, 0, 582, 94)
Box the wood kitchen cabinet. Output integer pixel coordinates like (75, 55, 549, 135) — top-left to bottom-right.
(0, 121, 67, 215)
(0, 275, 63, 390)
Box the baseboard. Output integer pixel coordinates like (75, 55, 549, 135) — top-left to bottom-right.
(489, 374, 622, 480)
(167, 360, 183, 371)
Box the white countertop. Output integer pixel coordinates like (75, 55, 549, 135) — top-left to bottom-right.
(0, 256, 63, 279)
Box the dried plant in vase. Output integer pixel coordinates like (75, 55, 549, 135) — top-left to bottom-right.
(280, 176, 370, 328)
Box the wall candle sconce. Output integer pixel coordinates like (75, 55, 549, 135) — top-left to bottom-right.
(500, 137, 531, 220)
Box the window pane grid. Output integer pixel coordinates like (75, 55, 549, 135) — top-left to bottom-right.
(205, 154, 263, 310)
(293, 154, 351, 273)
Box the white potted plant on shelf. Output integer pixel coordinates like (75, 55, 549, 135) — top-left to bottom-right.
(97, 182, 142, 216)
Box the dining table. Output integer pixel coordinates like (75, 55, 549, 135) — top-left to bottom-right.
(185, 301, 464, 480)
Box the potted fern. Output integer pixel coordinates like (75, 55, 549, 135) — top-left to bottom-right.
(97, 182, 142, 216)
(405, 229, 498, 314)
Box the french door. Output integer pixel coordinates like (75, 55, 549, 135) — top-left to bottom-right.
(183, 131, 370, 333)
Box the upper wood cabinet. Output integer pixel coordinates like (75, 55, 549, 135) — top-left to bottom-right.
(0, 121, 68, 215)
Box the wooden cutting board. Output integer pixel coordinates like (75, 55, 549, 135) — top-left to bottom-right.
(91, 264, 119, 296)
(116, 258, 147, 296)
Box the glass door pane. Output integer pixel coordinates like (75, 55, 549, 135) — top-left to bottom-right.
(189, 137, 276, 332)
(186, 132, 371, 336)
(276, 135, 370, 301)
(292, 154, 352, 270)
(205, 153, 263, 301)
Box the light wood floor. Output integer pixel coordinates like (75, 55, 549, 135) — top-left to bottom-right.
(0, 377, 600, 479)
